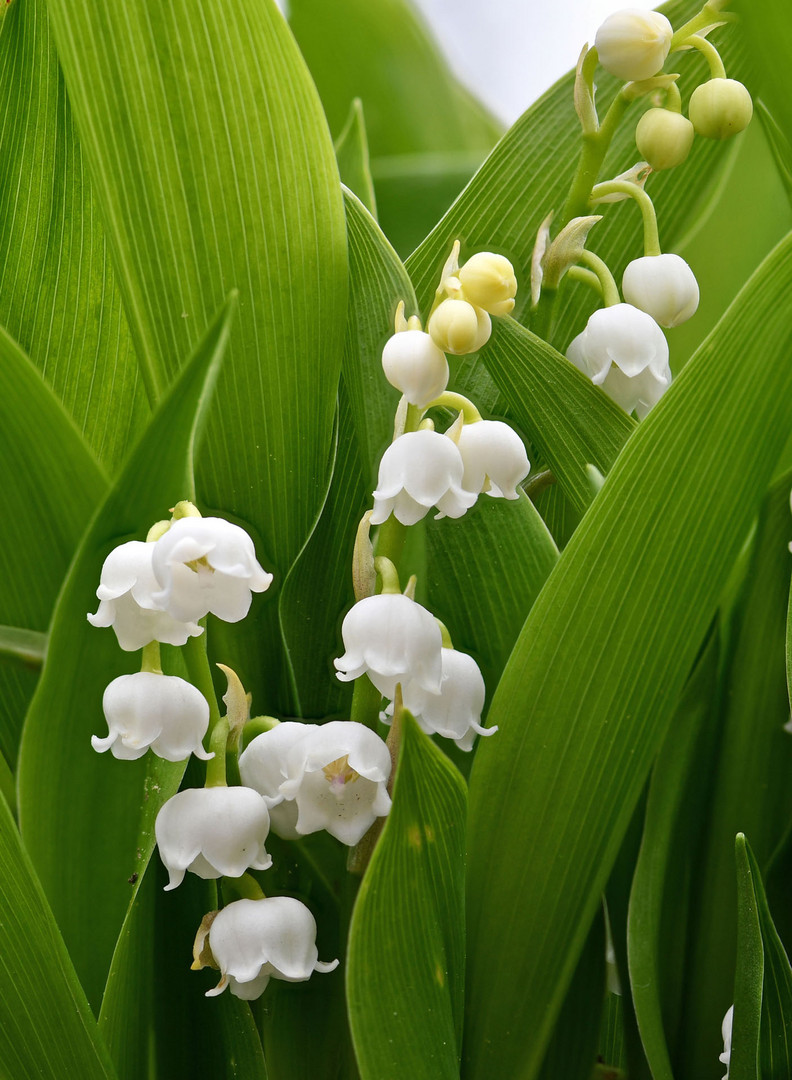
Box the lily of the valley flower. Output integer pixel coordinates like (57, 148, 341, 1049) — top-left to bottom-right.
(88, 540, 203, 651)
(277, 721, 392, 846)
(458, 252, 518, 316)
(195, 897, 338, 1000)
(455, 419, 530, 499)
(151, 516, 273, 624)
(594, 9, 673, 83)
(635, 108, 695, 171)
(390, 648, 496, 751)
(381, 329, 449, 408)
(370, 429, 477, 525)
(720, 1005, 733, 1079)
(334, 592, 443, 698)
(622, 253, 699, 327)
(155, 786, 272, 890)
(239, 721, 319, 840)
(91, 672, 212, 762)
(689, 78, 753, 140)
(427, 298, 491, 355)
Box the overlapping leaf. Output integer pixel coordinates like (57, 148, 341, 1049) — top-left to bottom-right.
(17, 298, 235, 1010)
(463, 233, 792, 1080)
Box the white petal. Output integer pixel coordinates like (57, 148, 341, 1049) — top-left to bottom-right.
(371, 430, 474, 526)
(456, 420, 530, 499)
(94, 672, 211, 762)
(583, 304, 668, 379)
(622, 254, 699, 328)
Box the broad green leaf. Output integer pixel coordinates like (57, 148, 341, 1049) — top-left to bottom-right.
(288, 0, 500, 158)
(44, 0, 348, 585)
(482, 317, 635, 513)
(463, 232, 792, 1080)
(628, 632, 720, 1080)
(741, 0, 792, 156)
(751, 850, 792, 1077)
(0, 324, 107, 766)
(679, 474, 792, 1078)
(17, 297, 236, 1010)
(0, 792, 116, 1079)
(757, 101, 792, 204)
(0, 746, 14, 813)
(335, 101, 378, 219)
(0, 0, 148, 471)
(347, 712, 466, 1080)
(0, 627, 46, 668)
(732, 836, 764, 1080)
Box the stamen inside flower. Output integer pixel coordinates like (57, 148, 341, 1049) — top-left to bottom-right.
(322, 755, 360, 792)
(185, 555, 213, 574)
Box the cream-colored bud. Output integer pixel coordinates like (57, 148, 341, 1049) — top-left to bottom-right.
(689, 78, 753, 140)
(458, 252, 517, 316)
(427, 299, 491, 355)
(594, 9, 673, 83)
(635, 109, 695, 170)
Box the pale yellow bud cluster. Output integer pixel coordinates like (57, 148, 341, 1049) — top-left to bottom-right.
(426, 247, 517, 356)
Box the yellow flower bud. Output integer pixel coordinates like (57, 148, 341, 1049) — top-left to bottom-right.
(458, 252, 517, 316)
(688, 78, 753, 140)
(427, 299, 491, 356)
(635, 108, 695, 170)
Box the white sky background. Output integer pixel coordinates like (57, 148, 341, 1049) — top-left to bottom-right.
(411, 0, 658, 125)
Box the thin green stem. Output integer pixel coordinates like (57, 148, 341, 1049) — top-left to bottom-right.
(374, 556, 401, 595)
(578, 250, 620, 307)
(678, 34, 727, 79)
(221, 872, 266, 903)
(349, 673, 383, 731)
(183, 630, 223, 749)
(425, 391, 482, 423)
(665, 82, 683, 114)
(590, 180, 661, 256)
(669, 1, 732, 52)
(567, 265, 603, 297)
(205, 717, 229, 787)
(140, 641, 162, 674)
(561, 90, 631, 226)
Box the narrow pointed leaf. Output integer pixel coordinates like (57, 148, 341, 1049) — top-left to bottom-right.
(464, 233, 792, 1080)
(732, 836, 764, 1079)
(336, 101, 378, 218)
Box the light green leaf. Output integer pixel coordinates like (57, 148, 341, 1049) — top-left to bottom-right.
(757, 101, 792, 204)
(347, 712, 466, 1080)
(44, 0, 348, 585)
(0, 324, 107, 766)
(0, 0, 149, 471)
(732, 836, 764, 1080)
(0, 793, 117, 1080)
(463, 232, 792, 1080)
(0, 627, 46, 669)
(17, 297, 236, 1011)
(335, 100, 378, 219)
(741, 0, 792, 157)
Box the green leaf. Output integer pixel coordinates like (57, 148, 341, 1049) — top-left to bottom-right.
(347, 712, 466, 1079)
(44, 0, 348, 582)
(0, 0, 149, 471)
(628, 632, 720, 1080)
(0, 792, 117, 1079)
(751, 854, 792, 1077)
(336, 101, 378, 218)
(463, 232, 792, 1080)
(732, 836, 764, 1080)
(17, 296, 236, 1011)
(0, 324, 107, 766)
(288, 0, 500, 158)
(482, 317, 635, 513)
(757, 101, 792, 205)
(0, 627, 46, 669)
(741, 0, 792, 159)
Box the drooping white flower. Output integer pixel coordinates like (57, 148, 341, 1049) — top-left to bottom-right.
(239, 722, 319, 840)
(391, 648, 495, 751)
(88, 541, 203, 651)
(455, 419, 530, 499)
(198, 897, 338, 1000)
(381, 330, 449, 408)
(567, 303, 671, 417)
(622, 254, 700, 327)
(594, 9, 673, 82)
(689, 78, 753, 140)
(155, 786, 272, 890)
(370, 429, 478, 526)
(427, 298, 492, 355)
(91, 672, 212, 762)
(719, 1004, 733, 1078)
(151, 517, 273, 624)
(334, 592, 443, 698)
(278, 721, 392, 846)
(458, 252, 517, 316)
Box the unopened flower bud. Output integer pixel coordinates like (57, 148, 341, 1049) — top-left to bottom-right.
(381, 330, 449, 408)
(594, 9, 673, 83)
(458, 252, 517, 316)
(622, 254, 699, 327)
(635, 109, 695, 170)
(427, 299, 491, 355)
(689, 78, 753, 140)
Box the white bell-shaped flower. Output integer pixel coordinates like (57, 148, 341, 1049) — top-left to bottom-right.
(719, 1004, 733, 1078)
(594, 9, 673, 82)
(239, 722, 318, 840)
(91, 672, 212, 762)
(278, 721, 392, 846)
(455, 419, 530, 499)
(599, 361, 671, 420)
(427, 298, 491, 355)
(334, 592, 443, 698)
(155, 786, 272, 890)
(381, 330, 449, 408)
(397, 648, 495, 751)
(370, 429, 478, 526)
(200, 897, 338, 1000)
(88, 541, 203, 651)
(151, 517, 273, 624)
(622, 254, 700, 327)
